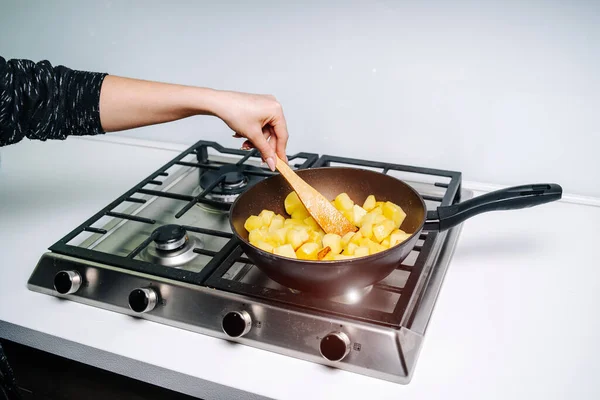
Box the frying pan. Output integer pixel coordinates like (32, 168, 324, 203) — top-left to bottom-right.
(229, 167, 562, 296)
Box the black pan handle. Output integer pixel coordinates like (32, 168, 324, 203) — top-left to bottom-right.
(424, 183, 562, 232)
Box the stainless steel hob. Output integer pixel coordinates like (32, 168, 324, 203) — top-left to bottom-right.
(27, 140, 472, 384)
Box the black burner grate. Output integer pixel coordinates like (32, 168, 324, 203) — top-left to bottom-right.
(47, 141, 462, 329)
(48, 140, 318, 286)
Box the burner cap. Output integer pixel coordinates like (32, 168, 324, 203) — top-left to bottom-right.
(153, 225, 188, 251)
(199, 164, 264, 198)
(223, 171, 246, 186)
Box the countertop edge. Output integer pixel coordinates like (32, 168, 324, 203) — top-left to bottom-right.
(0, 320, 270, 400)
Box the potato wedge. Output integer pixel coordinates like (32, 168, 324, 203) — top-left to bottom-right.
(363, 195, 376, 212)
(273, 244, 297, 259)
(244, 215, 263, 232)
(341, 231, 355, 247)
(296, 242, 320, 260)
(254, 240, 274, 253)
(287, 228, 309, 250)
(268, 215, 285, 232)
(284, 191, 302, 215)
(383, 201, 407, 228)
(373, 219, 395, 243)
(322, 233, 343, 255)
(351, 205, 368, 226)
(258, 209, 275, 226)
(354, 246, 369, 257)
(334, 193, 354, 211)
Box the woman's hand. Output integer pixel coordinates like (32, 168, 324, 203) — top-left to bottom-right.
(210, 90, 288, 171)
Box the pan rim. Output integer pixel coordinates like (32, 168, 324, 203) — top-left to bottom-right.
(228, 166, 428, 265)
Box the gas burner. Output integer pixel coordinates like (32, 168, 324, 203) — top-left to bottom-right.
(197, 164, 265, 204)
(289, 285, 374, 305)
(140, 225, 203, 268)
(192, 186, 238, 209)
(154, 225, 188, 251)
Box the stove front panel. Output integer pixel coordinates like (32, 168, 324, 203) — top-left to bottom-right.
(27, 253, 421, 384)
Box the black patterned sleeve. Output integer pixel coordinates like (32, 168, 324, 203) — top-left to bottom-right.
(0, 56, 108, 147)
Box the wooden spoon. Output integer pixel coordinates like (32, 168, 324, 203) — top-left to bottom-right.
(275, 156, 358, 236)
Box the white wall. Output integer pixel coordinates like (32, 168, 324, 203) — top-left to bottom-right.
(1, 0, 598, 197)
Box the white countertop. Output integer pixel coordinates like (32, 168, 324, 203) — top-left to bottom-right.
(1, 136, 599, 400)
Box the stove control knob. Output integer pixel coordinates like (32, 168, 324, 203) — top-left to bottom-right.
(128, 287, 159, 313)
(320, 332, 351, 362)
(53, 270, 82, 295)
(222, 311, 252, 338)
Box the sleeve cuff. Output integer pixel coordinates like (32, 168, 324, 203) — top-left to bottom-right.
(63, 69, 109, 137)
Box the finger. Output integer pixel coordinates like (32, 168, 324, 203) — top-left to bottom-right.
(271, 115, 289, 162)
(268, 134, 278, 159)
(232, 133, 243, 138)
(248, 130, 277, 171)
(262, 126, 276, 155)
(266, 125, 278, 157)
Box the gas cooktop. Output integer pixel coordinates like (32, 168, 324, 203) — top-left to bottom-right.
(27, 140, 472, 384)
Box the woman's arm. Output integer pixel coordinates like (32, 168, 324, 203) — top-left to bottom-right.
(0, 56, 288, 170)
(99, 75, 288, 170)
